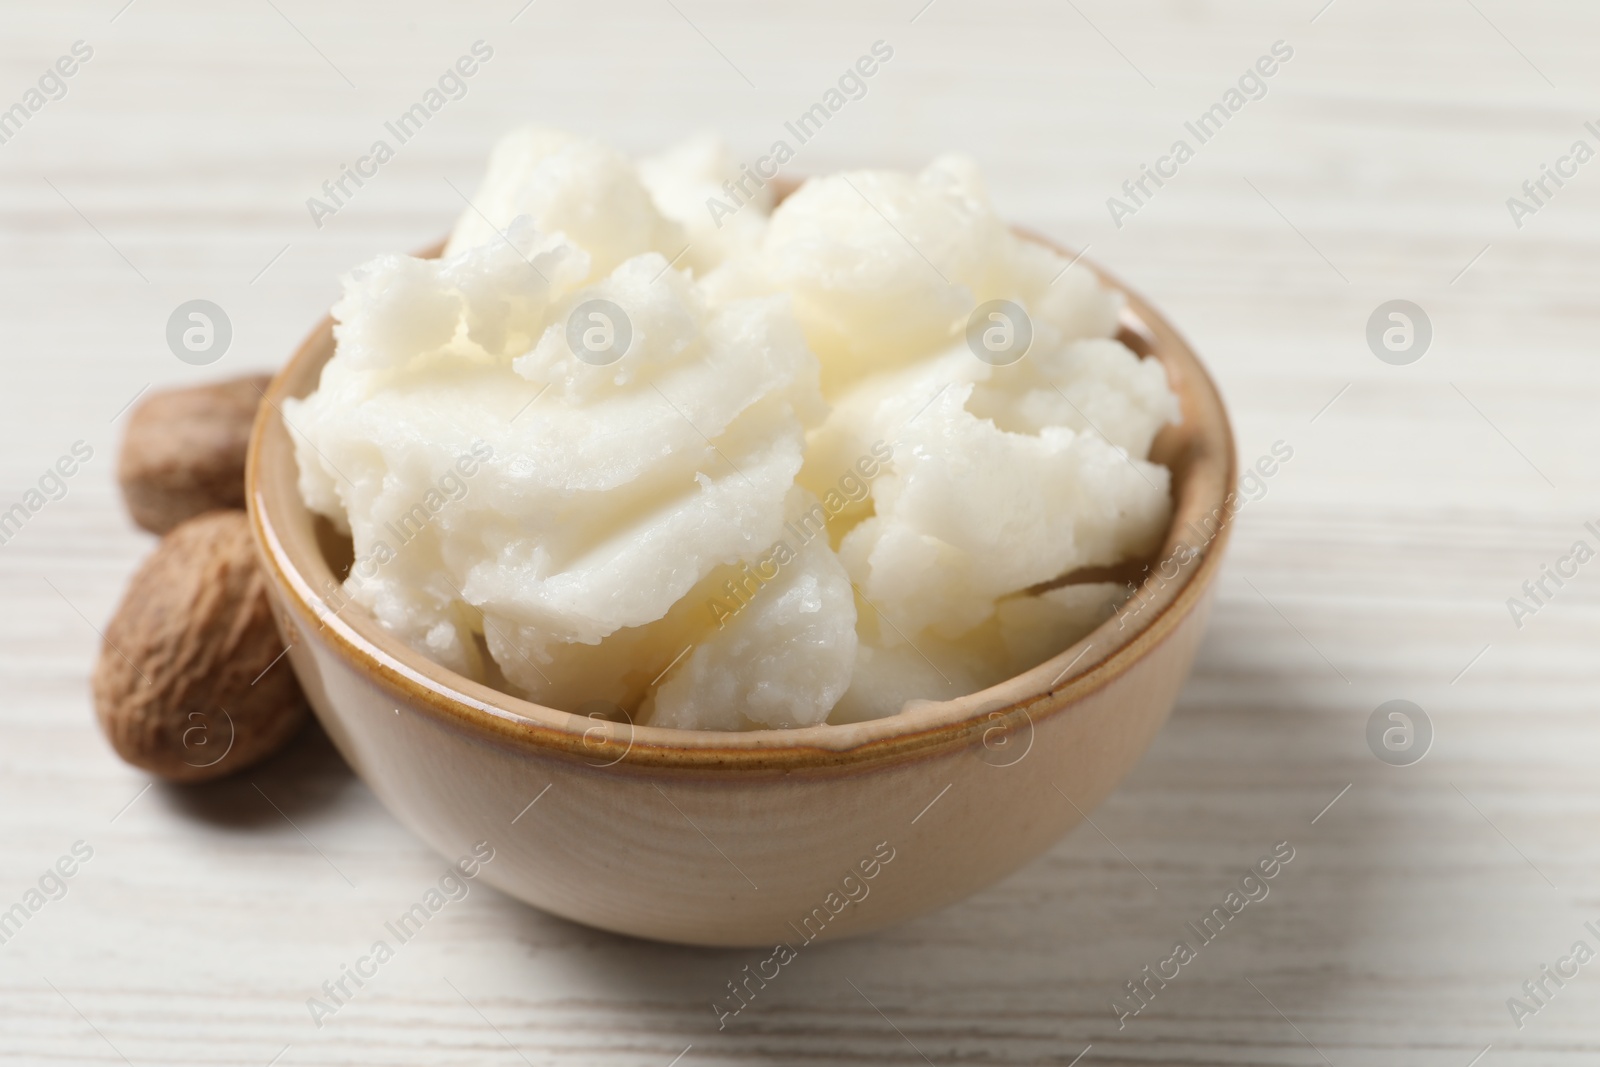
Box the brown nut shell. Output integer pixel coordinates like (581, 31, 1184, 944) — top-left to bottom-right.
(118, 374, 272, 534)
(92, 510, 306, 782)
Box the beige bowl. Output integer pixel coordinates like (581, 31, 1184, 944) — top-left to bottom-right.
(246, 231, 1235, 948)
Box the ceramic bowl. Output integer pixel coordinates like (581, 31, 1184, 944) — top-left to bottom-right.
(246, 225, 1235, 947)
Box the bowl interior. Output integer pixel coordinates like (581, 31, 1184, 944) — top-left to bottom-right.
(247, 223, 1236, 770)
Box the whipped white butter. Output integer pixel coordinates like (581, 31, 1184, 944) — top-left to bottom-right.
(286, 127, 1178, 730)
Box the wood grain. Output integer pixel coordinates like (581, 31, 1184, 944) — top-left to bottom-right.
(4, 1, 1600, 1063)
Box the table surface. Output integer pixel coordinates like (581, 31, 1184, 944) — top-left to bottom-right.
(5, 1, 1600, 1064)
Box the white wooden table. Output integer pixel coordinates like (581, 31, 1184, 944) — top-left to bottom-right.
(4, 1, 1600, 1063)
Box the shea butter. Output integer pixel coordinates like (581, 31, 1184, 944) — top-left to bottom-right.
(287, 128, 1179, 730)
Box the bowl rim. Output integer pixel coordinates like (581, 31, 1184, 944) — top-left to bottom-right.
(247, 229, 1237, 773)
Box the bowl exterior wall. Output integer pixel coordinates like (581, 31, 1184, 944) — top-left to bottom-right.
(269, 578, 1214, 947)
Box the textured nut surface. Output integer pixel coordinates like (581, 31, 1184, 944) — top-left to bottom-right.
(118, 374, 271, 534)
(92, 510, 306, 782)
